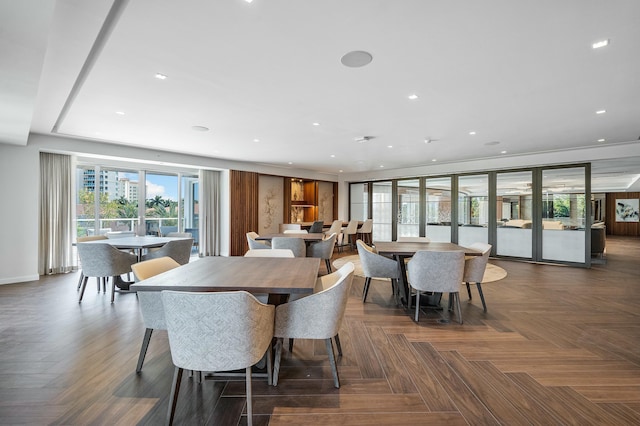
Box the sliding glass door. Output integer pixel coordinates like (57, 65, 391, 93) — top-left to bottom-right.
(496, 171, 532, 258)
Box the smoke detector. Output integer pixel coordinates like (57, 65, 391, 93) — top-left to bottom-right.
(355, 136, 375, 143)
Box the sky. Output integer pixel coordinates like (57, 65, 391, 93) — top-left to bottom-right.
(122, 172, 178, 201)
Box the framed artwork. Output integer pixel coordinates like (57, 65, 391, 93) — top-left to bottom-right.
(615, 198, 639, 222)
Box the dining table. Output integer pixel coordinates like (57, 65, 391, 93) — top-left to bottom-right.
(373, 241, 483, 308)
(79, 235, 191, 261)
(131, 256, 320, 305)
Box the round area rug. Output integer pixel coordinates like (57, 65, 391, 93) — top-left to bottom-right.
(333, 255, 507, 283)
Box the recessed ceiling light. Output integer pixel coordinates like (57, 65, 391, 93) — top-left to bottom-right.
(155, 73, 167, 80)
(592, 39, 609, 49)
(501, 150, 507, 154)
(191, 125, 209, 132)
(288, 161, 293, 165)
(597, 138, 606, 142)
(312, 122, 320, 126)
(244, 0, 254, 3)
(340, 50, 373, 68)
(253, 138, 260, 142)
(330, 154, 336, 158)
(469, 131, 476, 135)
(596, 110, 606, 114)
(339, 170, 343, 173)
(115, 111, 125, 115)
(432, 159, 437, 162)
(387, 145, 393, 148)
(379, 165, 384, 168)
(408, 94, 418, 100)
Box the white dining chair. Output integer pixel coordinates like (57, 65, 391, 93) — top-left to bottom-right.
(246, 231, 270, 250)
(244, 248, 294, 258)
(283, 229, 308, 234)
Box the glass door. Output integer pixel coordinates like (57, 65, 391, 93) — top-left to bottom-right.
(457, 174, 489, 247)
(424, 177, 452, 242)
(496, 171, 532, 258)
(397, 179, 420, 238)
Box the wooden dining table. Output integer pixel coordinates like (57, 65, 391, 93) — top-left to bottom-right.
(131, 256, 321, 305)
(373, 241, 483, 308)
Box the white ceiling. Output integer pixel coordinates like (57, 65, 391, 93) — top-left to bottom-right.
(3, 0, 640, 191)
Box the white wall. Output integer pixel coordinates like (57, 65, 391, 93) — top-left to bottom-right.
(0, 133, 337, 284)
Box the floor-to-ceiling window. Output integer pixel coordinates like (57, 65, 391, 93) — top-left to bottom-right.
(349, 183, 369, 221)
(372, 181, 393, 241)
(397, 179, 420, 238)
(425, 176, 452, 242)
(497, 171, 532, 258)
(144, 173, 178, 236)
(458, 174, 489, 247)
(181, 175, 199, 241)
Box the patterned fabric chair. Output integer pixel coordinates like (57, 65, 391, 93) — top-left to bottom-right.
(246, 231, 271, 250)
(272, 262, 355, 388)
(462, 243, 492, 312)
(407, 251, 465, 323)
(308, 220, 325, 233)
(76, 235, 108, 291)
(306, 233, 337, 273)
(131, 256, 181, 373)
(142, 238, 193, 265)
(271, 237, 306, 257)
(356, 239, 400, 303)
(162, 291, 274, 426)
(76, 243, 137, 303)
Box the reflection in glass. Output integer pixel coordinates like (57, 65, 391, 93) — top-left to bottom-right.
(350, 183, 369, 221)
(397, 180, 419, 238)
(425, 177, 451, 242)
(458, 174, 488, 246)
(496, 171, 532, 257)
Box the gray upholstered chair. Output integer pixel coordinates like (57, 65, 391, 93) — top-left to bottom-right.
(271, 237, 306, 257)
(166, 232, 192, 238)
(308, 220, 324, 233)
(462, 242, 492, 312)
(356, 239, 400, 303)
(76, 243, 138, 303)
(76, 235, 108, 291)
(244, 248, 294, 258)
(272, 262, 355, 388)
(407, 250, 465, 323)
(131, 256, 181, 373)
(306, 233, 337, 273)
(356, 219, 373, 245)
(342, 219, 359, 250)
(142, 238, 193, 265)
(162, 291, 274, 426)
(246, 232, 270, 250)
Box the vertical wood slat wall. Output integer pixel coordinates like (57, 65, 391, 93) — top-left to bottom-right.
(230, 170, 259, 256)
(606, 192, 640, 236)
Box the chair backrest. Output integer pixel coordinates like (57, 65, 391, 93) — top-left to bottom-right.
(307, 233, 337, 259)
(313, 261, 355, 293)
(166, 232, 192, 238)
(144, 239, 194, 265)
(344, 220, 358, 234)
(355, 239, 399, 279)
(271, 237, 306, 257)
(244, 249, 294, 258)
(131, 256, 181, 330)
(86, 228, 112, 236)
(325, 220, 343, 236)
(308, 221, 325, 233)
(396, 236, 431, 243)
(246, 232, 270, 250)
(279, 223, 301, 232)
(407, 250, 465, 293)
(77, 235, 108, 243)
(274, 262, 354, 339)
(358, 219, 373, 233)
(162, 291, 274, 372)
(463, 242, 492, 283)
(77, 243, 137, 277)
(283, 229, 308, 234)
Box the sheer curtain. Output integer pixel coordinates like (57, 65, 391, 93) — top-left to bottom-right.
(199, 169, 221, 256)
(39, 152, 74, 275)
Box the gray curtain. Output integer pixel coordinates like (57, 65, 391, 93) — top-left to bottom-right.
(39, 152, 74, 275)
(199, 169, 221, 256)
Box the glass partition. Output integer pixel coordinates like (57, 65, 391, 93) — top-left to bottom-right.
(496, 171, 532, 258)
(457, 174, 488, 246)
(372, 181, 392, 241)
(424, 177, 451, 242)
(541, 167, 586, 263)
(397, 179, 420, 238)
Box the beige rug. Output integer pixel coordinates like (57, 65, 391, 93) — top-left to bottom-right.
(333, 255, 507, 283)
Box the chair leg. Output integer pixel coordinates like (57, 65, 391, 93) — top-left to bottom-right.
(76, 272, 84, 291)
(110, 276, 116, 303)
(476, 283, 487, 312)
(325, 338, 340, 388)
(166, 366, 183, 426)
(288, 338, 294, 352)
(453, 292, 463, 324)
(334, 333, 342, 356)
(272, 338, 283, 386)
(78, 276, 89, 302)
(466, 282, 472, 299)
(325, 259, 332, 273)
(414, 290, 421, 322)
(362, 277, 371, 302)
(245, 366, 253, 426)
(136, 328, 153, 373)
(265, 345, 273, 386)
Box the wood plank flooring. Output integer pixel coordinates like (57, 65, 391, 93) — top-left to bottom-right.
(1, 236, 639, 425)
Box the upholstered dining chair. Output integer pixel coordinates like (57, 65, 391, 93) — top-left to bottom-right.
(308, 220, 325, 233)
(246, 231, 270, 250)
(76, 235, 108, 291)
(131, 256, 181, 373)
(141, 238, 193, 265)
(282, 229, 308, 234)
(342, 219, 359, 251)
(356, 219, 373, 245)
(244, 248, 294, 258)
(76, 243, 138, 303)
(162, 291, 274, 426)
(272, 262, 354, 388)
(406, 250, 465, 323)
(356, 240, 400, 303)
(306, 233, 337, 274)
(324, 220, 343, 237)
(279, 223, 301, 233)
(462, 242, 492, 312)
(271, 237, 306, 257)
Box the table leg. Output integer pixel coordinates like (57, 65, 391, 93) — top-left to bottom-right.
(395, 255, 410, 307)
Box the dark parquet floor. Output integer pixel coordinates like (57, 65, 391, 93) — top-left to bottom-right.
(1, 236, 639, 425)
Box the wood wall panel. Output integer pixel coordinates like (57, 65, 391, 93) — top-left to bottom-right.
(605, 192, 640, 236)
(229, 170, 259, 256)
